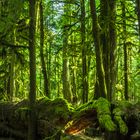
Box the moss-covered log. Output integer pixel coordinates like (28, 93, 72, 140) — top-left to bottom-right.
(0, 97, 73, 139)
(0, 97, 140, 139)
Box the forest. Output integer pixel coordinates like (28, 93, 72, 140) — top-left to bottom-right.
(0, 0, 140, 140)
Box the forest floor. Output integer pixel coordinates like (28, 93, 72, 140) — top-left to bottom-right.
(62, 132, 103, 140)
(62, 132, 140, 140)
(72, 134, 103, 140)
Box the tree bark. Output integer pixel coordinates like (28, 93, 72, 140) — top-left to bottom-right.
(136, 0, 140, 37)
(136, 0, 140, 60)
(71, 57, 78, 104)
(100, 0, 111, 100)
(89, 0, 107, 98)
(109, 0, 117, 101)
(28, 0, 37, 139)
(80, 0, 88, 103)
(62, 4, 72, 102)
(99, 0, 117, 101)
(121, 1, 128, 100)
(9, 49, 15, 101)
(39, 1, 50, 97)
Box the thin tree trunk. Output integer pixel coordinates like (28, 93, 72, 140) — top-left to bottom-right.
(9, 29, 16, 101)
(136, 0, 140, 37)
(39, 1, 50, 97)
(122, 1, 128, 100)
(62, 29, 72, 101)
(109, 0, 117, 101)
(71, 56, 77, 104)
(69, 4, 77, 103)
(62, 5, 72, 102)
(57, 59, 61, 97)
(100, 0, 111, 100)
(136, 0, 140, 54)
(89, 0, 107, 98)
(81, 0, 88, 103)
(9, 49, 15, 101)
(28, 0, 37, 139)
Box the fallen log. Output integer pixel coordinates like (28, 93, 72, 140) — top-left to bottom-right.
(0, 97, 140, 140)
(0, 97, 73, 139)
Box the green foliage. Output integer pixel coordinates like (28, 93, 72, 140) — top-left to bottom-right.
(0, 0, 139, 102)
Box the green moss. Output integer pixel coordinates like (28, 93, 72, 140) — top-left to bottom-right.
(36, 96, 51, 105)
(73, 97, 117, 132)
(53, 98, 74, 112)
(93, 97, 111, 115)
(53, 98, 74, 120)
(114, 115, 128, 134)
(98, 114, 116, 131)
(37, 97, 74, 127)
(113, 100, 132, 112)
(73, 101, 94, 118)
(113, 107, 123, 116)
(75, 101, 94, 112)
(93, 98, 116, 131)
(112, 104, 129, 135)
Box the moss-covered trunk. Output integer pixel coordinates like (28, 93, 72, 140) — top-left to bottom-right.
(89, 0, 107, 98)
(39, 1, 50, 97)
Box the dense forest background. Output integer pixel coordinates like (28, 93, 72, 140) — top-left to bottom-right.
(0, 0, 139, 102)
(0, 0, 140, 139)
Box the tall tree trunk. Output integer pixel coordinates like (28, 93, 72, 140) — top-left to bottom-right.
(136, 0, 140, 37)
(69, 5, 77, 103)
(109, 0, 117, 101)
(57, 57, 61, 97)
(71, 58, 77, 104)
(80, 0, 88, 103)
(71, 38, 77, 103)
(71, 36, 77, 104)
(9, 49, 15, 101)
(99, 0, 117, 101)
(121, 1, 128, 100)
(100, 0, 111, 100)
(28, 0, 37, 139)
(136, 0, 140, 54)
(62, 4, 72, 102)
(89, 0, 107, 98)
(39, 1, 50, 97)
(62, 30, 72, 102)
(8, 29, 16, 101)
